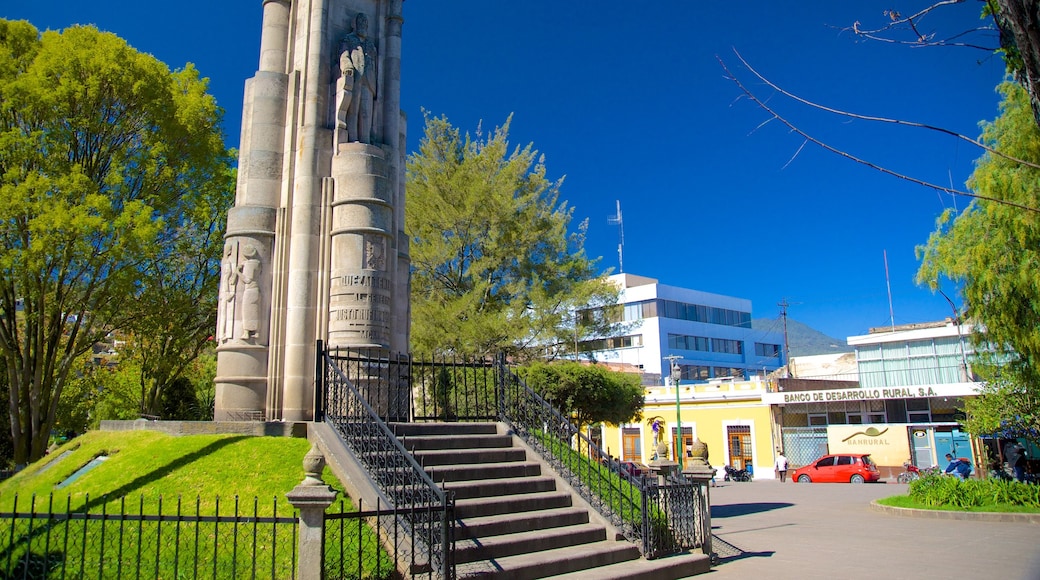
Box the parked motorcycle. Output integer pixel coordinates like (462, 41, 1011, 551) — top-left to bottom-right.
(723, 465, 752, 482)
(896, 460, 921, 483)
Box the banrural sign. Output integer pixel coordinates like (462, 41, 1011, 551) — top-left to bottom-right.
(760, 383, 979, 406)
(827, 425, 910, 466)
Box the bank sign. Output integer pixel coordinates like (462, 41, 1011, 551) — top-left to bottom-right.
(761, 382, 979, 406)
(827, 425, 910, 467)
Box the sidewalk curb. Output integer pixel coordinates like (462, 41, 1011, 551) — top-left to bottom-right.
(870, 500, 1040, 524)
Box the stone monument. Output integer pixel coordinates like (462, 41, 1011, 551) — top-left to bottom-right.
(214, 0, 408, 422)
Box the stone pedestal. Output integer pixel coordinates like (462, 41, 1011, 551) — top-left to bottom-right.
(286, 446, 338, 580)
(328, 143, 393, 348)
(648, 460, 679, 484)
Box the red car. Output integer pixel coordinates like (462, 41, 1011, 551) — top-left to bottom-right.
(791, 453, 881, 483)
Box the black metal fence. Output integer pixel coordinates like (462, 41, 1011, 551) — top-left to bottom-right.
(0, 494, 298, 579)
(0, 492, 446, 580)
(324, 497, 454, 580)
(321, 344, 455, 579)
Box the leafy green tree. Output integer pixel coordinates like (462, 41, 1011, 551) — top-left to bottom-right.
(186, 346, 217, 420)
(0, 21, 232, 465)
(917, 81, 1040, 444)
(406, 113, 621, 358)
(128, 181, 229, 418)
(519, 361, 644, 429)
(57, 354, 142, 435)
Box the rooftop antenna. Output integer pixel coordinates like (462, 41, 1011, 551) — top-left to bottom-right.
(607, 200, 624, 272)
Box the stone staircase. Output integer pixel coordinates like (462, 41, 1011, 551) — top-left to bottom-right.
(390, 421, 711, 580)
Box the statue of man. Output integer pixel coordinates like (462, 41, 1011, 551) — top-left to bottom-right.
(219, 242, 238, 342)
(335, 12, 378, 145)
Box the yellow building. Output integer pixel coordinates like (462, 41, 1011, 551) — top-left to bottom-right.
(598, 377, 781, 479)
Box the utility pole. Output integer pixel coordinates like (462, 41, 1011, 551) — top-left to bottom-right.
(936, 283, 970, 382)
(778, 299, 790, 378)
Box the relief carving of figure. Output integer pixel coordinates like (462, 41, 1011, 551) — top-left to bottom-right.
(219, 241, 238, 342)
(335, 11, 378, 145)
(239, 245, 262, 341)
(364, 235, 386, 271)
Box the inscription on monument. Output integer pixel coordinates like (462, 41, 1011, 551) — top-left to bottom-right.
(328, 272, 391, 346)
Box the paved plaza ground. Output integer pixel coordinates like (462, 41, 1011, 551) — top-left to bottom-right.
(703, 479, 1040, 579)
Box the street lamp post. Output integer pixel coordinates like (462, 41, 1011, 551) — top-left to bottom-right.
(666, 356, 683, 470)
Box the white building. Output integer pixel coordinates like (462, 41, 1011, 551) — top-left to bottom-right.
(581, 274, 785, 384)
(763, 319, 983, 474)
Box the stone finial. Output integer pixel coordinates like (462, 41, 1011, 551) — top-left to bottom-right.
(301, 444, 326, 486)
(687, 438, 709, 467)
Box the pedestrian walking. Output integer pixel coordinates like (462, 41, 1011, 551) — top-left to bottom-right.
(775, 450, 789, 483)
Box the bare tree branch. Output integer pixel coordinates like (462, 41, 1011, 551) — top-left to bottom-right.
(847, 0, 999, 51)
(732, 48, 1040, 171)
(717, 55, 1040, 213)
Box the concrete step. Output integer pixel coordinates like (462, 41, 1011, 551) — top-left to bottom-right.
(444, 475, 557, 500)
(456, 540, 641, 579)
(401, 433, 516, 451)
(427, 460, 542, 483)
(390, 421, 500, 437)
(453, 506, 590, 540)
(454, 523, 607, 564)
(414, 447, 527, 466)
(544, 551, 713, 580)
(454, 490, 573, 519)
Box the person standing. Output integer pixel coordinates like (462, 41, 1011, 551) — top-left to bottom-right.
(775, 450, 789, 483)
(1004, 440, 1027, 482)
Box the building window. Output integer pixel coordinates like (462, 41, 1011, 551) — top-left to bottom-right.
(711, 338, 743, 355)
(727, 425, 753, 471)
(580, 334, 642, 352)
(809, 414, 828, 426)
(714, 367, 745, 379)
(671, 426, 695, 461)
(588, 424, 603, 450)
(624, 300, 658, 321)
(647, 299, 751, 328)
(622, 427, 642, 462)
(755, 342, 781, 357)
(680, 365, 710, 381)
(668, 333, 710, 352)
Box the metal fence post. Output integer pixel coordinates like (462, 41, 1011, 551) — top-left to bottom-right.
(314, 340, 325, 422)
(496, 352, 506, 421)
(286, 445, 337, 580)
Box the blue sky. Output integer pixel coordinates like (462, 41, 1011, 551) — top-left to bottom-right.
(4, 1, 1008, 342)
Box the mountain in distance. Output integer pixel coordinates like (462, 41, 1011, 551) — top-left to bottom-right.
(751, 318, 853, 358)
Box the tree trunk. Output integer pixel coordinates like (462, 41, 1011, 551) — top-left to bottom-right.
(995, 0, 1040, 129)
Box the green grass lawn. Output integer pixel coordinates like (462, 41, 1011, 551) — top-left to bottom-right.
(0, 430, 338, 513)
(877, 493, 1040, 513)
(0, 430, 402, 579)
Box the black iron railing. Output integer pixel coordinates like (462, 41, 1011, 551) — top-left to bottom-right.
(0, 494, 298, 579)
(321, 344, 455, 579)
(318, 345, 710, 563)
(324, 497, 452, 580)
(495, 356, 709, 558)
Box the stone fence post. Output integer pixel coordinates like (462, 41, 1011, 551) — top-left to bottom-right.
(286, 445, 338, 580)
